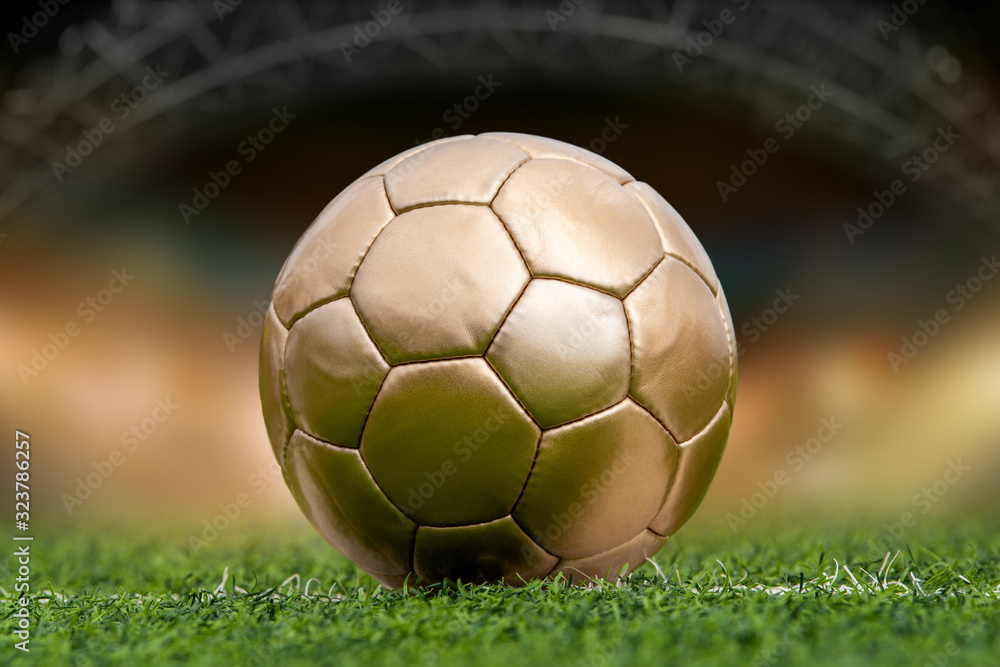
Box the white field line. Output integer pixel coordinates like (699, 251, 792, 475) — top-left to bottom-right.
(646, 553, 1000, 599)
(4, 552, 998, 603)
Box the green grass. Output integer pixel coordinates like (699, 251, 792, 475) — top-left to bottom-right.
(2, 516, 998, 666)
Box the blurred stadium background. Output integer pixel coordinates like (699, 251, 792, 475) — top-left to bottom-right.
(0, 0, 997, 536)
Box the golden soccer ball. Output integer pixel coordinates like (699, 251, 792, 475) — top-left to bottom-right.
(259, 132, 736, 587)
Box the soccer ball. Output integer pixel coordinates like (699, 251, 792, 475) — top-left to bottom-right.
(259, 132, 736, 587)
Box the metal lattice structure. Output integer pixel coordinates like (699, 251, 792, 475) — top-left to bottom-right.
(1, 0, 997, 232)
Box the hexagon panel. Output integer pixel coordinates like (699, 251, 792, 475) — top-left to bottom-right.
(284, 297, 388, 448)
(625, 257, 730, 443)
(625, 181, 720, 294)
(271, 176, 395, 327)
(717, 287, 739, 409)
(361, 358, 539, 527)
(352, 204, 530, 364)
(259, 304, 294, 465)
(551, 529, 665, 583)
(362, 135, 474, 179)
(487, 278, 630, 428)
(513, 399, 677, 559)
(284, 430, 416, 579)
(481, 132, 634, 184)
(649, 402, 732, 537)
(413, 516, 557, 585)
(384, 136, 528, 212)
(492, 158, 662, 297)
